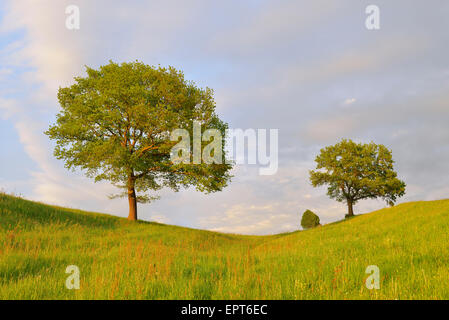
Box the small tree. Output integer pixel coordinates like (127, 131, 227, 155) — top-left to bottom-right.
(46, 61, 232, 221)
(301, 210, 320, 229)
(309, 139, 405, 218)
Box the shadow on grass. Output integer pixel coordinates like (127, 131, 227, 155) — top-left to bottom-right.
(0, 193, 119, 230)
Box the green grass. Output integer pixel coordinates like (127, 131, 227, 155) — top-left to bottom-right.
(1, 193, 448, 299)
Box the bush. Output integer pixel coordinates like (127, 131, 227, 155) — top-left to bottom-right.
(301, 210, 320, 229)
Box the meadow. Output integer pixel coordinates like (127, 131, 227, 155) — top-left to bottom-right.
(1, 192, 448, 299)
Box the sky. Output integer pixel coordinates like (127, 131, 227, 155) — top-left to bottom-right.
(0, 0, 448, 235)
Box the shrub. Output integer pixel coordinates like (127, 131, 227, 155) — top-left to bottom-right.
(301, 210, 320, 229)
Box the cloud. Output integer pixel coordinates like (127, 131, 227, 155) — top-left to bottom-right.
(149, 214, 171, 224)
(209, 1, 340, 57)
(0, 0, 448, 235)
(0, 97, 21, 119)
(343, 98, 356, 105)
(205, 205, 296, 235)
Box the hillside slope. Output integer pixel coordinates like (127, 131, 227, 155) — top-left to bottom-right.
(1, 193, 448, 299)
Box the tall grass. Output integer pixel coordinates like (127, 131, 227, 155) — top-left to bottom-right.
(1, 193, 448, 299)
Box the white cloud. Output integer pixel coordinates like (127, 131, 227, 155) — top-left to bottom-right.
(210, 1, 339, 57)
(0, 97, 22, 119)
(343, 98, 356, 105)
(0, 0, 448, 235)
(149, 214, 171, 224)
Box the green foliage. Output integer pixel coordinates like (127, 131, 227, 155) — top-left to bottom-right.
(309, 139, 406, 216)
(301, 209, 320, 229)
(1, 193, 449, 299)
(45, 61, 232, 208)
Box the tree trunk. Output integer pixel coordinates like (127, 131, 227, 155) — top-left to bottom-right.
(346, 199, 354, 218)
(127, 175, 138, 221)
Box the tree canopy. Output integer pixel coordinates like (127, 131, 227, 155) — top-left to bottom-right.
(301, 209, 320, 229)
(45, 61, 232, 220)
(309, 139, 406, 218)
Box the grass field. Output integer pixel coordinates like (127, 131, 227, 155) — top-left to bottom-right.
(1, 193, 448, 299)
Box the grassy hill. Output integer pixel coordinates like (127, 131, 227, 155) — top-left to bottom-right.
(1, 193, 448, 299)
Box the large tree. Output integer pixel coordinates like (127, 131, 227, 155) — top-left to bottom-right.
(309, 139, 405, 218)
(46, 61, 232, 221)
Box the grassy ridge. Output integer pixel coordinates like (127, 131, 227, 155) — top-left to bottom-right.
(1, 193, 448, 299)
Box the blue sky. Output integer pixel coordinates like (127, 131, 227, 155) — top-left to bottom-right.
(1, 0, 449, 234)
